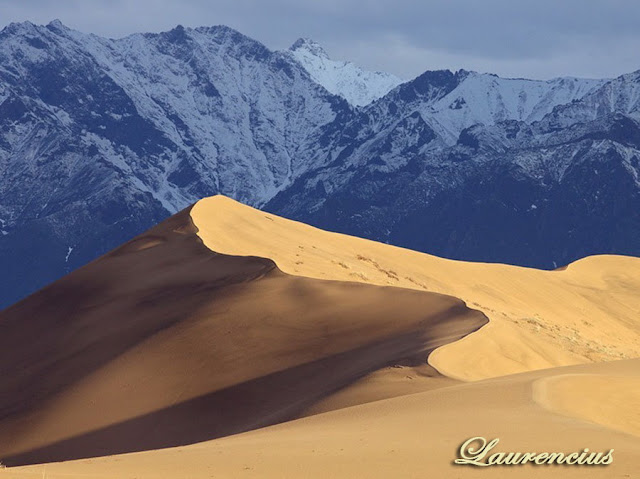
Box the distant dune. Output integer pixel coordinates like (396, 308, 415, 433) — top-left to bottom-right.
(1, 195, 639, 477)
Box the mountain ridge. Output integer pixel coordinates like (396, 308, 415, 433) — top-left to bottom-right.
(0, 20, 639, 307)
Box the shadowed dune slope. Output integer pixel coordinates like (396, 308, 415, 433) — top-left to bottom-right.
(192, 196, 640, 380)
(0, 207, 486, 466)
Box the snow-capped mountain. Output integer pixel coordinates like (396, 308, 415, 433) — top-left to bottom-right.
(286, 38, 402, 107)
(353, 69, 607, 146)
(274, 69, 608, 180)
(0, 20, 350, 307)
(0, 20, 638, 309)
(267, 71, 640, 269)
(413, 71, 606, 143)
(539, 70, 640, 129)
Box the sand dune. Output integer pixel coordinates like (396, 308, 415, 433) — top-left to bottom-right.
(1, 195, 639, 477)
(192, 196, 640, 380)
(0, 206, 485, 466)
(4, 359, 639, 478)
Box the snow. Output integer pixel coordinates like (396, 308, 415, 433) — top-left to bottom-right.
(33, 24, 344, 208)
(287, 38, 402, 107)
(65, 246, 73, 262)
(419, 72, 607, 144)
(0, 20, 637, 225)
(541, 70, 640, 127)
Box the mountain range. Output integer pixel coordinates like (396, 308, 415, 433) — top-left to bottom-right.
(1, 20, 639, 307)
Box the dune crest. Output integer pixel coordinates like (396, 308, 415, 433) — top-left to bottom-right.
(191, 196, 640, 380)
(0, 206, 485, 466)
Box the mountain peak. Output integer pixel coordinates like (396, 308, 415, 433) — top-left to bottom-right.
(194, 25, 267, 49)
(47, 19, 67, 29)
(45, 19, 71, 34)
(159, 24, 192, 43)
(1, 20, 38, 36)
(290, 38, 329, 59)
(287, 37, 402, 106)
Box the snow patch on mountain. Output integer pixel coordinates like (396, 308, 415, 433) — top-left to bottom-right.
(419, 72, 607, 144)
(287, 38, 403, 107)
(1, 22, 347, 209)
(540, 70, 640, 129)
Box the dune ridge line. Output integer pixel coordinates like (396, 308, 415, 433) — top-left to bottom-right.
(191, 195, 640, 381)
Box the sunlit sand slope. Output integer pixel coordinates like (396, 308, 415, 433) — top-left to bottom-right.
(192, 196, 640, 380)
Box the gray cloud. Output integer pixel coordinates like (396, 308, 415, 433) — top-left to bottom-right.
(1, 0, 639, 80)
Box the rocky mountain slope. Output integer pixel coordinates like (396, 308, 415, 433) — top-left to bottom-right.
(0, 21, 350, 306)
(0, 20, 638, 307)
(267, 71, 640, 268)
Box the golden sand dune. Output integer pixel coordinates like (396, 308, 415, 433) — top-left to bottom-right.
(4, 359, 640, 478)
(0, 207, 485, 466)
(192, 196, 640, 380)
(1, 195, 639, 478)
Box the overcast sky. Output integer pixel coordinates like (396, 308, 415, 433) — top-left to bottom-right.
(1, 0, 639, 81)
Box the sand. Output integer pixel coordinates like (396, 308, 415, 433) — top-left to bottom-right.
(3, 359, 639, 478)
(0, 206, 485, 466)
(191, 195, 640, 380)
(1, 194, 639, 477)
(533, 372, 640, 438)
